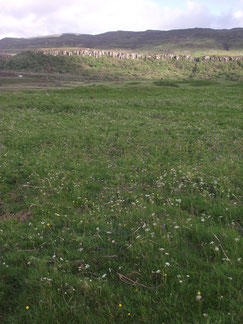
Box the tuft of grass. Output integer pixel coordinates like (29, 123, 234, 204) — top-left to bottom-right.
(153, 79, 179, 87)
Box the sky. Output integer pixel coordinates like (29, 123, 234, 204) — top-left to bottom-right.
(0, 0, 243, 40)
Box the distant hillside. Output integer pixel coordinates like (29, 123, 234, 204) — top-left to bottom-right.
(1, 28, 243, 52)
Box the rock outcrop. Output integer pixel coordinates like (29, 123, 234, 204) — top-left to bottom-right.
(33, 48, 243, 62)
(0, 53, 11, 59)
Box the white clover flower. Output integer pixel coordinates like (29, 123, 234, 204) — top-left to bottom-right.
(215, 247, 219, 252)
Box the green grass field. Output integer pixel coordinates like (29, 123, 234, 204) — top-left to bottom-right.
(0, 80, 242, 323)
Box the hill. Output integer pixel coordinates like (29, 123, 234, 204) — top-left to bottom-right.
(1, 28, 243, 52)
(1, 51, 243, 82)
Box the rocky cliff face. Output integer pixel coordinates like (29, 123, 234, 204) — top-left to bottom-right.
(0, 53, 11, 59)
(34, 48, 243, 62)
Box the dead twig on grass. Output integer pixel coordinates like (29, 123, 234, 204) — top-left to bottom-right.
(213, 233, 232, 264)
(117, 273, 162, 290)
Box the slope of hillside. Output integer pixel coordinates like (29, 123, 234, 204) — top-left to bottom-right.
(1, 28, 243, 52)
(1, 51, 243, 81)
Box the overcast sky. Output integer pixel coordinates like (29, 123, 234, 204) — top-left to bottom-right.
(0, 0, 243, 40)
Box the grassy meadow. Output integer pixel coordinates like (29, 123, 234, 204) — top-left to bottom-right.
(0, 80, 242, 323)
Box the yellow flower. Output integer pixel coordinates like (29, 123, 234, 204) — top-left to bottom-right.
(119, 304, 122, 307)
(47, 223, 50, 227)
(197, 291, 201, 295)
(164, 273, 167, 277)
(56, 213, 60, 216)
(26, 306, 30, 310)
(128, 313, 131, 316)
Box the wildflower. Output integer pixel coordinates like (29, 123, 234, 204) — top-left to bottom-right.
(128, 313, 131, 316)
(196, 291, 202, 301)
(215, 247, 219, 252)
(165, 262, 170, 267)
(47, 223, 50, 227)
(26, 306, 30, 310)
(119, 304, 122, 307)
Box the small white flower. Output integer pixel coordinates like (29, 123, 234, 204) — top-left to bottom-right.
(136, 235, 141, 239)
(174, 226, 179, 229)
(85, 264, 90, 269)
(235, 238, 240, 242)
(78, 248, 83, 252)
(158, 248, 164, 251)
(102, 274, 107, 278)
(156, 270, 161, 273)
(228, 277, 232, 280)
(165, 262, 170, 267)
(237, 258, 241, 262)
(215, 247, 219, 252)
(196, 295, 202, 301)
